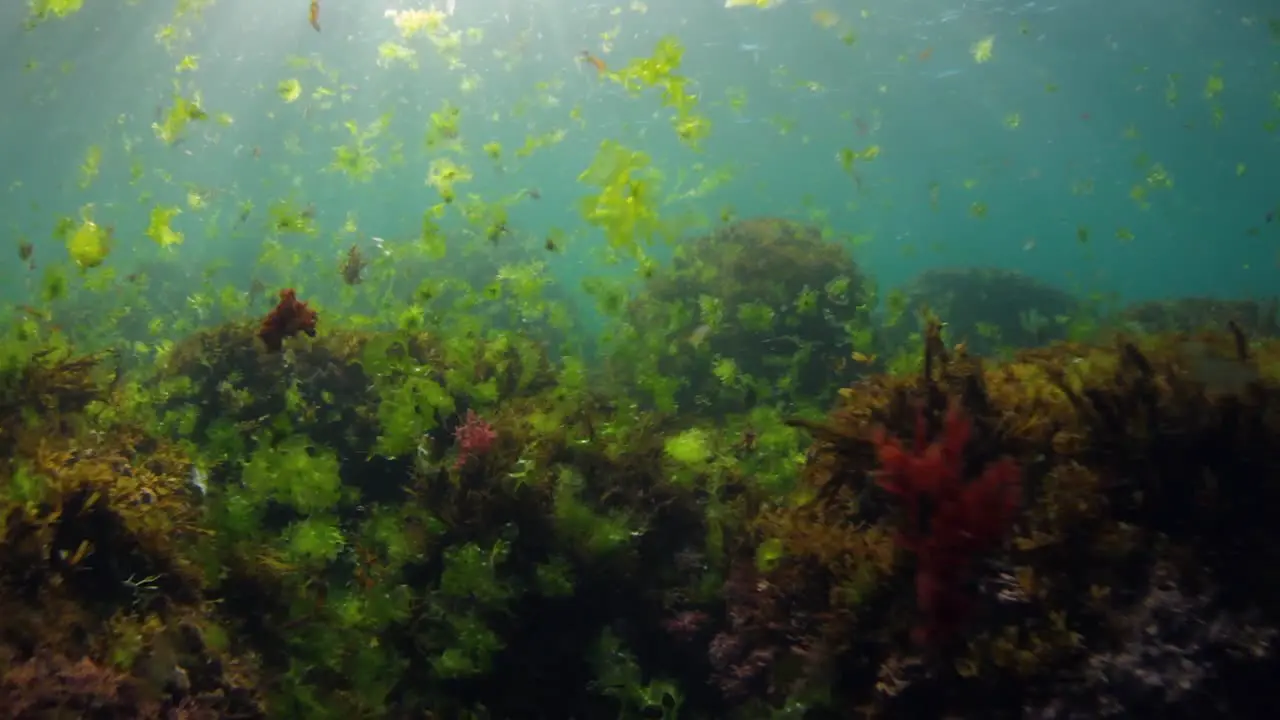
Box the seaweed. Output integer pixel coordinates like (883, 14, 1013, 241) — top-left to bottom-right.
(873, 401, 1021, 646)
(257, 288, 318, 353)
(6, 293, 1280, 719)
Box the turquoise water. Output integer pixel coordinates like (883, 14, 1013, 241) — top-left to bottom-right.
(1, 0, 1276, 319)
(3, 3, 1280, 716)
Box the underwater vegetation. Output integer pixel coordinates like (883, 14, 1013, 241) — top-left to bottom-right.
(257, 289, 319, 354)
(1118, 297, 1280, 339)
(2, 312, 763, 718)
(5, 0, 1280, 717)
(0, 345, 264, 719)
(726, 320, 1280, 717)
(617, 217, 876, 415)
(5, 308, 1280, 718)
(886, 268, 1084, 357)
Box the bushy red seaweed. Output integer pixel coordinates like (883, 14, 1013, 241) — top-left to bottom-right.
(454, 408, 497, 469)
(707, 564, 786, 699)
(257, 288, 318, 353)
(874, 401, 1021, 645)
(0, 654, 143, 719)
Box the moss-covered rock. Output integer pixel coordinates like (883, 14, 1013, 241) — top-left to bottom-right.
(1117, 296, 1280, 338)
(708, 324, 1280, 717)
(618, 217, 876, 414)
(15, 293, 1280, 719)
(887, 267, 1083, 356)
(0, 349, 265, 719)
(147, 321, 554, 465)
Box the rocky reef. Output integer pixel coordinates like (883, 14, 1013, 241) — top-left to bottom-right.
(0, 346, 264, 719)
(710, 320, 1280, 717)
(3, 311, 1280, 718)
(887, 267, 1084, 356)
(619, 217, 875, 414)
(1117, 297, 1280, 338)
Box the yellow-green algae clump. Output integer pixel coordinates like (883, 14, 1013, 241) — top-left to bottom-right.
(0, 344, 264, 717)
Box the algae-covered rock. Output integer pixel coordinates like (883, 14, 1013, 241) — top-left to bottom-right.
(621, 217, 875, 413)
(0, 348, 266, 719)
(0, 337, 721, 719)
(151, 321, 553, 464)
(889, 267, 1083, 356)
(15, 299, 1280, 720)
(1118, 296, 1280, 338)
(706, 325, 1280, 717)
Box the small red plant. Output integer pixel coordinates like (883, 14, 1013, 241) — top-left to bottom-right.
(873, 401, 1021, 645)
(258, 288, 318, 353)
(454, 409, 497, 469)
(663, 610, 710, 641)
(0, 654, 141, 717)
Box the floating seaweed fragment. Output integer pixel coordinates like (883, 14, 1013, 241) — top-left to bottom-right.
(257, 288, 318, 353)
(338, 244, 366, 285)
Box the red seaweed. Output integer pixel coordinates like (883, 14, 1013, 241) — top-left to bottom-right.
(874, 401, 1021, 645)
(257, 288, 318, 353)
